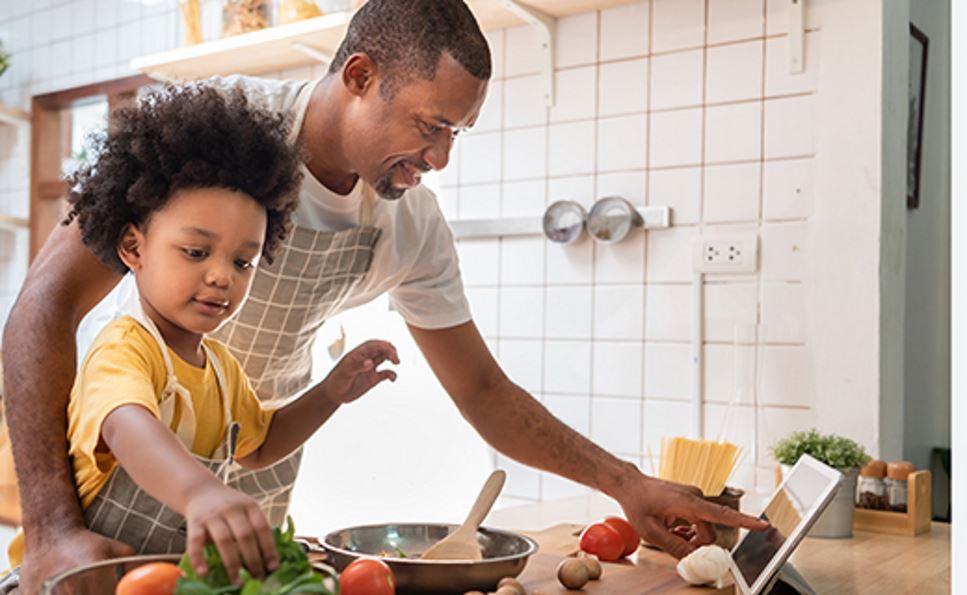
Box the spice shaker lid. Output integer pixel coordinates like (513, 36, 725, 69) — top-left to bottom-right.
(886, 460, 915, 480)
(860, 459, 887, 477)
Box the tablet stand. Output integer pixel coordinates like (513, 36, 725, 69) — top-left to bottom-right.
(765, 562, 816, 595)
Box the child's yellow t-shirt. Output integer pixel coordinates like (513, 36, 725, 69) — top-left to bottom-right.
(6, 316, 274, 568)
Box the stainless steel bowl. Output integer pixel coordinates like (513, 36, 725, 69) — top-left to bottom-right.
(322, 523, 538, 593)
(40, 554, 182, 595)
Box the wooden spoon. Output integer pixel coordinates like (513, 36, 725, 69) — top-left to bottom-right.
(421, 469, 506, 561)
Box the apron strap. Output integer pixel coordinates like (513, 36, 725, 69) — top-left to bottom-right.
(127, 301, 198, 450)
(204, 340, 235, 430)
(126, 298, 236, 454)
(288, 79, 378, 229)
(288, 80, 316, 146)
(360, 183, 377, 227)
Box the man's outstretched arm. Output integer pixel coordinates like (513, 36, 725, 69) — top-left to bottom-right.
(409, 320, 768, 560)
(2, 221, 129, 591)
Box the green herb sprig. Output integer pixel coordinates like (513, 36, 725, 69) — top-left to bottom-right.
(175, 518, 339, 594)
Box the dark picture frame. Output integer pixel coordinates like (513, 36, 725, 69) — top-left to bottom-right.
(907, 23, 929, 210)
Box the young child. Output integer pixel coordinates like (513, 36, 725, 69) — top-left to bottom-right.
(3, 85, 399, 586)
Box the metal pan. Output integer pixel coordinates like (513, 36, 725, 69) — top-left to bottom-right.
(321, 523, 538, 593)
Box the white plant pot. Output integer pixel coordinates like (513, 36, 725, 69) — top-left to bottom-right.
(780, 464, 858, 539)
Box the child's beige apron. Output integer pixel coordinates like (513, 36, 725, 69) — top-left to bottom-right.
(79, 303, 241, 555)
(208, 80, 381, 528)
(1, 303, 246, 591)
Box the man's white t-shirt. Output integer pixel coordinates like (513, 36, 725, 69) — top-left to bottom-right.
(76, 75, 471, 357)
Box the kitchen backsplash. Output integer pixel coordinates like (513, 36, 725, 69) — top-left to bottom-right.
(445, 0, 821, 501)
(0, 0, 823, 502)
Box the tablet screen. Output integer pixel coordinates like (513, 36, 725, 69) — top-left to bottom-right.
(731, 461, 835, 587)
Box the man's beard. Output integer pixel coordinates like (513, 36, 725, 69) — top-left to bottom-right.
(373, 160, 432, 201)
(374, 170, 406, 200)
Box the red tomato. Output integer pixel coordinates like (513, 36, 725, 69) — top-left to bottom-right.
(603, 516, 640, 557)
(115, 562, 182, 595)
(579, 522, 624, 562)
(340, 557, 396, 595)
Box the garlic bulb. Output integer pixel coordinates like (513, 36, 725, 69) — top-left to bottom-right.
(676, 545, 732, 586)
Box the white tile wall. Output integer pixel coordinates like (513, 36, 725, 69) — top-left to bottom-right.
(544, 341, 592, 395)
(550, 66, 597, 123)
(650, 108, 703, 168)
(650, 49, 704, 110)
(545, 286, 593, 339)
(598, 58, 648, 117)
(705, 40, 763, 104)
(555, 12, 597, 69)
(0, 0, 826, 499)
(502, 127, 546, 181)
(591, 396, 643, 454)
(599, 2, 649, 61)
(592, 341, 643, 397)
(500, 179, 546, 218)
(707, 0, 765, 44)
(705, 101, 762, 163)
(651, 0, 705, 54)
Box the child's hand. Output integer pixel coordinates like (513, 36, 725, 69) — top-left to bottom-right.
(185, 483, 278, 583)
(323, 339, 399, 405)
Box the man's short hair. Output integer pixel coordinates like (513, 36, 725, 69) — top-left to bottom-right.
(329, 0, 492, 99)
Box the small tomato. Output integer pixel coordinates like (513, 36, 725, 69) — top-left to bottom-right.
(115, 562, 182, 595)
(603, 516, 640, 557)
(340, 557, 396, 595)
(579, 522, 624, 562)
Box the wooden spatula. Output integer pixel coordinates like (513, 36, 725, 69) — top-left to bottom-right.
(421, 469, 506, 561)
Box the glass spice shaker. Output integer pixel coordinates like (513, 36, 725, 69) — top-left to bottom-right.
(222, 0, 270, 37)
(856, 459, 888, 510)
(885, 460, 916, 512)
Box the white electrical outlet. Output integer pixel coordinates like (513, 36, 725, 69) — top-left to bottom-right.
(693, 234, 759, 274)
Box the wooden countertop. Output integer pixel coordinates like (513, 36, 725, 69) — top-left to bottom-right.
(489, 493, 951, 594)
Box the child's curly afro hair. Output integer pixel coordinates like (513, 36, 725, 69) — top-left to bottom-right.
(64, 83, 302, 274)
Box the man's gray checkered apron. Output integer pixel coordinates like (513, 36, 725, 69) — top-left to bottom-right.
(209, 80, 382, 529)
(211, 207, 381, 528)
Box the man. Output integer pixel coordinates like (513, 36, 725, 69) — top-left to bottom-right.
(2, 0, 766, 590)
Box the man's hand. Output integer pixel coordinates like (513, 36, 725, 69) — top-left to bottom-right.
(618, 473, 769, 559)
(321, 340, 399, 405)
(185, 483, 278, 584)
(20, 527, 135, 594)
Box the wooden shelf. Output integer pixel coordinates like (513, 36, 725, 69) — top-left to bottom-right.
(132, 0, 638, 81)
(0, 214, 29, 230)
(469, 0, 637, 30)
(0, 105, 29, 126)
(131, 11, 352, 81)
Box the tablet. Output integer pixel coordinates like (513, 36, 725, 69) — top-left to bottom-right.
(727, 454, 842, 595)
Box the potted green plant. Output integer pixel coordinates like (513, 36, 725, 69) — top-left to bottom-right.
(0, 42, 10, 78)
(771, 428, 870, 538)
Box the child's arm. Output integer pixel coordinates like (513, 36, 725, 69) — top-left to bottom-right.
(101, 404, 278, 582)
(237, 340, 398, 469)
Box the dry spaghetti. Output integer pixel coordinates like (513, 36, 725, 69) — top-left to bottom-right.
(659, 437, 742, 497)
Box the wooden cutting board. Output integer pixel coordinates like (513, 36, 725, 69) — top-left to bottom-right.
(517, 524, 732, 594)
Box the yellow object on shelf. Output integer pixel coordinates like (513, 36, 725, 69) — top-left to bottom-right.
(179, 0, 203, 46)
(279, 0, 323, 24)
(658, 437, 742, 497)
(223, 0, 271, 37)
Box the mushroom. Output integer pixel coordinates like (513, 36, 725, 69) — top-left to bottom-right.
(496, 577, 527, 595)
(557, 558, 591, 590)
(577, 551, 602, 580)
